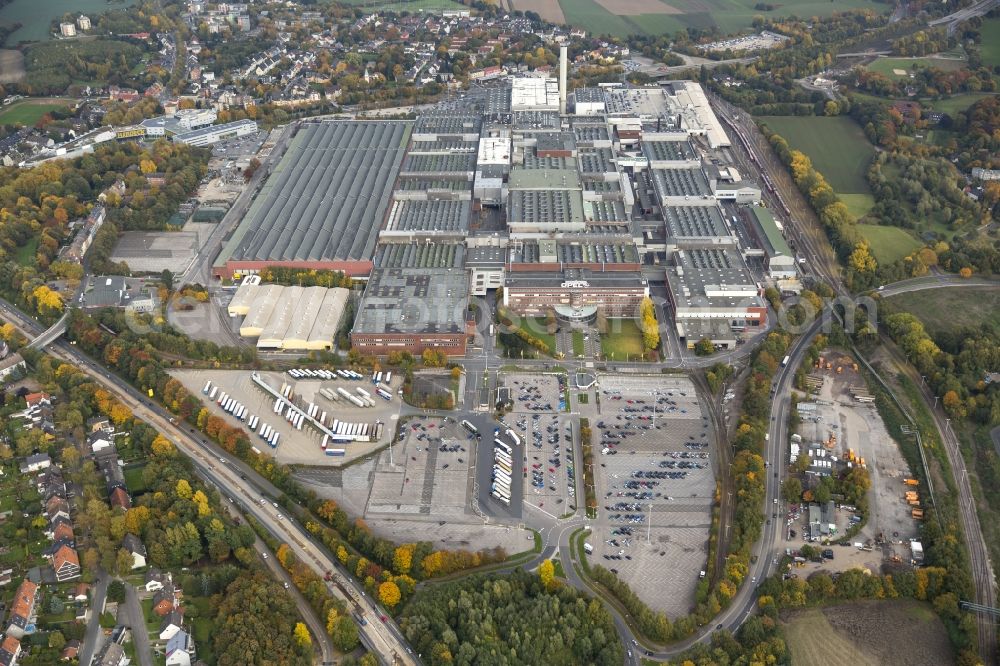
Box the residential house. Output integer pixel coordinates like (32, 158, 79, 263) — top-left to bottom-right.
(110, 487, 132, 512)
(47, 516, 74, 544)
(60, 639, 80, 661)
(0, 570, 12, 587)
(86, 417, 112, 434)
(5, 580, 38, 638)
(122, 534, 147, 569)
(23, 392, 51, 409)
(90, 436, 113, 454)
(37, 469, 67, 500)
(19, 453, 51, 474)
(159, 611, 184, 641)
(151, 583, 181, 617)
(94, 641, 128, 666)
(0, 353, 25, 382)
(72, 583, 90, 603)
(50, 544, 81, 582)
(45, 496, 71, 523)
(0, 635, 21, 666)
(144, 569, 171, 593)
(165, 629, 194, 666)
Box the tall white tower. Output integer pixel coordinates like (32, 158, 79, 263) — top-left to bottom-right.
(559, 45, 568, 115)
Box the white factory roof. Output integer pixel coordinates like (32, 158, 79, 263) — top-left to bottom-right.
(235, 283, 348, 350)
(666, 81, 730, 149)
(238, 284, 284, 337)
(227, 275, 263, 316)
(477, 137, 511, 166)
(511, 77, 560, 111)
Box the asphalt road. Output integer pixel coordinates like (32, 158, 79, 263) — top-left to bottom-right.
(78, 576, 109, 666)
(124, 584, 154, 666)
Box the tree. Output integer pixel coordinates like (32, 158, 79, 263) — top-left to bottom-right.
(538, 559, 556, 590)
(49, 630, 66, 650)
(693, 338, 715, 356)
(161, 269, 174, 291)
(293, 622, 312, 650)
(107, 580, 127, 603)
(393, 545, 413, 574)
(140, 159, 157, 174)
(378, 580, 401, 609)
(782, 477, 803, 503)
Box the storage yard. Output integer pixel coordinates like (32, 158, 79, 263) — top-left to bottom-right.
(580, 374, 716, 616)
(785, 355, 921, 566)
(169, 369, 401, 464)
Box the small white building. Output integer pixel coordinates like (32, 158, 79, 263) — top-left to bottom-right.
(77, 15, 91, 31)
(60, 22, 77, 37)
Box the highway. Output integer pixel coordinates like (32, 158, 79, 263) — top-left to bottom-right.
(0, 299, 416, 666)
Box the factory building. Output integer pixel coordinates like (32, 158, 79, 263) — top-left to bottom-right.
(747, 207, 797, 279)
(351, 268, 471, 356)
(503, 269, 649, 322)
(213, 121, 409, 278)
(228, 281, 349, 350)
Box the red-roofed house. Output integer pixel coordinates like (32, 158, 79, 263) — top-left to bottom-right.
(109, 487, 132, 512)
(0, 635, 22, 666)
(6, 580, 38, 638)
(50, 544, 81, 582)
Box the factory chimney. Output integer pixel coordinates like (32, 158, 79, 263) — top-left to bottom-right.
(559, 45, 568, 115)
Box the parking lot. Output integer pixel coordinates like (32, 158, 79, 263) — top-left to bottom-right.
(506, 412, 577, 516)
(169, 369, 398, 465)
(500, 373, 576, 516)
(367, 416, 475, 519)
(503, 373, 566, 412)
(582, 374, 715, 616)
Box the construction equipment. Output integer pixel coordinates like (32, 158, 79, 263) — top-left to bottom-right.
(911, 508, 924, 519)
(904, 478, 919, 486)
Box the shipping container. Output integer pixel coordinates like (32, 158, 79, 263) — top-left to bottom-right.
(209, 386, 219, 401)
(202, 381, 212, 395)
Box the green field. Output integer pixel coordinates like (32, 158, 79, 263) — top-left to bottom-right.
(601, 319, 645, 360)
(887, 287, 1000, 338)
(866, 56, 966, 80)
(839, 193, 875, 218)
(552, 0, 884, 37)
(758, 116, 875, 195)
(14, 237, 38, 266)
(926, 93, 999, 115)
(858, 224, 921, 264)
(980, 18, 1000, 68)
(0, 0, 138, 46)
(0, 100, 68, 125)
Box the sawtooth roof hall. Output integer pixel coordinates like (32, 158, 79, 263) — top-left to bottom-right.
(214, 121, 411, 278)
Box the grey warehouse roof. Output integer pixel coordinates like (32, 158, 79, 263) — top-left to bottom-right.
(642, 139, 698, 162)
(354, 268, 469, 334)
(402, 153, 476, 174)
(374, 242, 465, 269)
(651, 167, 713, 199)
(664, 205, 729, 238)
(513, 111, 560, 130)
(384, 200, 471, 234)
(508, 190, 584, 226)
(511, 241, 638, 264)
(413, 114, 483, 136)
(396, 179, 471, 192)
(577, 148, 615, 174)
(573, 124, 610, 143)
(574, 88, 606, 104)
(217, 121, 410, 265)
(522, 154, 574, 170)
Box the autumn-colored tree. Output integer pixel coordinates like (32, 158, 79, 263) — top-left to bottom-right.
(293, 622, 312, 649)
(959, 266, 973, 278)
(175, 478, 193, 500)
(378, 580, 402, 609)
(151, 435, 176, 457)
(393, 545, 412, 574)
(539, 559, 555, 590)
(139, 159, 157, 174)
(848, 241, 877, 274)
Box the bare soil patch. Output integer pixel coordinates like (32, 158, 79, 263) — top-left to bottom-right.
(0, 49, 25, 84)
(783, 599, 954, 666)
(595, 0, 682, 14)
(510, 0, 565, 23)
